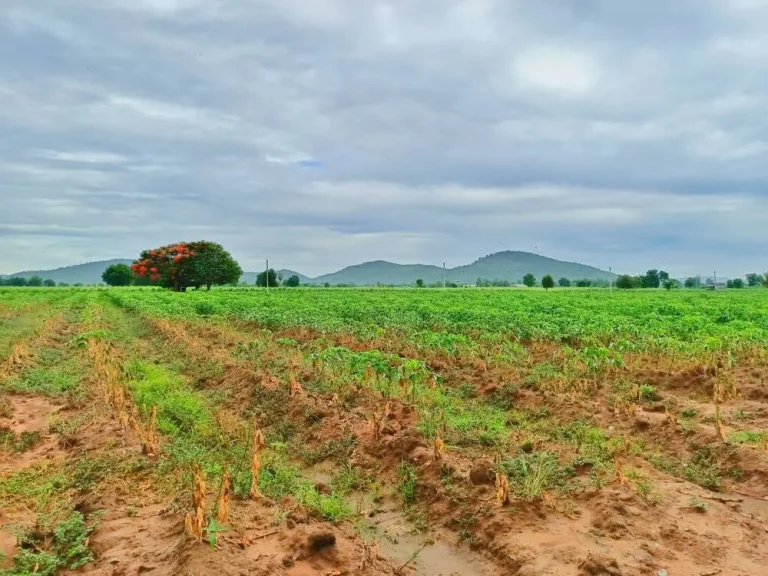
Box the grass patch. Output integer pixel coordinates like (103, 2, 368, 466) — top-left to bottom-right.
(235, 447, 352, 522)
(396, 462, 418, 505)
(0, 512, 101, 576)
(125, 360, 214, 437)
(2, 361, 83, 399)
(499, 452, 574, 500)
(0, 430, 43, 454)
(649, 445, 737, 491)
(728, 430, 768, 447)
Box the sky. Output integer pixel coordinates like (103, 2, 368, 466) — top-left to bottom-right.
(2, 0, 768, 278)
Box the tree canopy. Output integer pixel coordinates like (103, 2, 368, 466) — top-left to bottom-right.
(616, 274, 636, 289)
(284, 274, 301, 287)
(256, 268, 278, 288)
(522, 273, 536, 287)
(746, 273, 762, 287)
(558, 277, 571, 287)
(132, 241, 242, 291)
(542, 274, 555, 290)
(102, 263, 134, 287)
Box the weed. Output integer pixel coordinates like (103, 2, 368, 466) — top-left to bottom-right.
(729, 430, 768, 447)
(14, 431, 42, 453)
(638, 384, 657, 402)
(679, 407, 697, 419)
(649, 445, 735, 492)
(396, 462, 418, 505)
(499, 452, 573, 501)
(1, 512, 100, 575)
(689, 496, 708, 512)
(205, 518, 227, 548)
(626, 469, 661, 505)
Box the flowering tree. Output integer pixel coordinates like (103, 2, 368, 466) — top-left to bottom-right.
(132, 241, 242, 292)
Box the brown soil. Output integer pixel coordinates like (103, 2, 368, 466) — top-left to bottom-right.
(4, 308, 768, 575)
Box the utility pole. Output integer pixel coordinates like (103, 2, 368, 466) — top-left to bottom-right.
(266, 259, 269, 290)
(443, 262, 447, 289)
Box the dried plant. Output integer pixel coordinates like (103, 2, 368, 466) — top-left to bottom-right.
(141, 405, 159, 457)
(216, 471, 231, 524)
(250, 419, 266, 499)
(185, 466, 206, 543)
(495, 471, 510, 506)
(289, 375, 304, 398)
(615, 456, 629, 487)
(433, 436, 445, 461)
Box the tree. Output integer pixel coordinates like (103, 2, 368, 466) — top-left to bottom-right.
(102, 264, 134, 287)
(58, 283, 69, 287)
(27, 276, 43, 287)
(641, 269, 660, 288)
(575, 279, 592, 288)
(43, 279, 56, 287)
(659, 270, 670, 283)
(187, 243, 242, 290)
(8, 277, 27, 287)
(558, 277, 571, 287)
(284, 274, 300, 287)
(746, 273, 762, 287)
(256, 268, 278, 288)
(416, 278, 424, 288)
(684, 277, 699, 289)
(542, 274, 555, 290)
(763, 273, 768, 288)
(132, 241, 242, 291)
(616, 274, 636, 289)
(522, 273, 536, 287)
(663, 280, 678, 290)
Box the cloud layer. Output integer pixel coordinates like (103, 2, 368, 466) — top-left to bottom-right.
(2, 0, 768, 277)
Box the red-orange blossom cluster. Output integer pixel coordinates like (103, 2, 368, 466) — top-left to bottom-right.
(131, 243, 196, 283)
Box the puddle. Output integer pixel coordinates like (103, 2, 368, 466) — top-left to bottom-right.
(358, 505, 489, 576)
(306, 465, 490, 575)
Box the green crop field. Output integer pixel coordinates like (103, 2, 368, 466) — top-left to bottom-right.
(2, 286, 768, 574)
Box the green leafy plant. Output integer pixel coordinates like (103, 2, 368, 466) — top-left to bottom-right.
(396, 462, 418, 505)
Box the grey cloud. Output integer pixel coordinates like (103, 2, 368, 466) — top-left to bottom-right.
(2, 0, 768, 276)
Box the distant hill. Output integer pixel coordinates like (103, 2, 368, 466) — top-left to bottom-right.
(308, 251, 614, 286)
(312, 261, 446, 286)
(5, 251, 615, 287)
(8, 259, 133, 285)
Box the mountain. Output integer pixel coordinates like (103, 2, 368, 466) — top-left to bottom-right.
(7, 259, 133, 285)
(448, 251, 614, 285)
(5, 251, 615, 287)
(312, 261, 446, 286)
(308, 251, 614, 286)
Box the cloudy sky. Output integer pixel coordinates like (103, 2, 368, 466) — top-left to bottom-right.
(2, 0, 768, 277)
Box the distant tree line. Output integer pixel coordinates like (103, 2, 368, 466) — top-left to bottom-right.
(0, 276, 71, 287)
(474, 275, 610, 288)
(614, 270, 768, 290)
